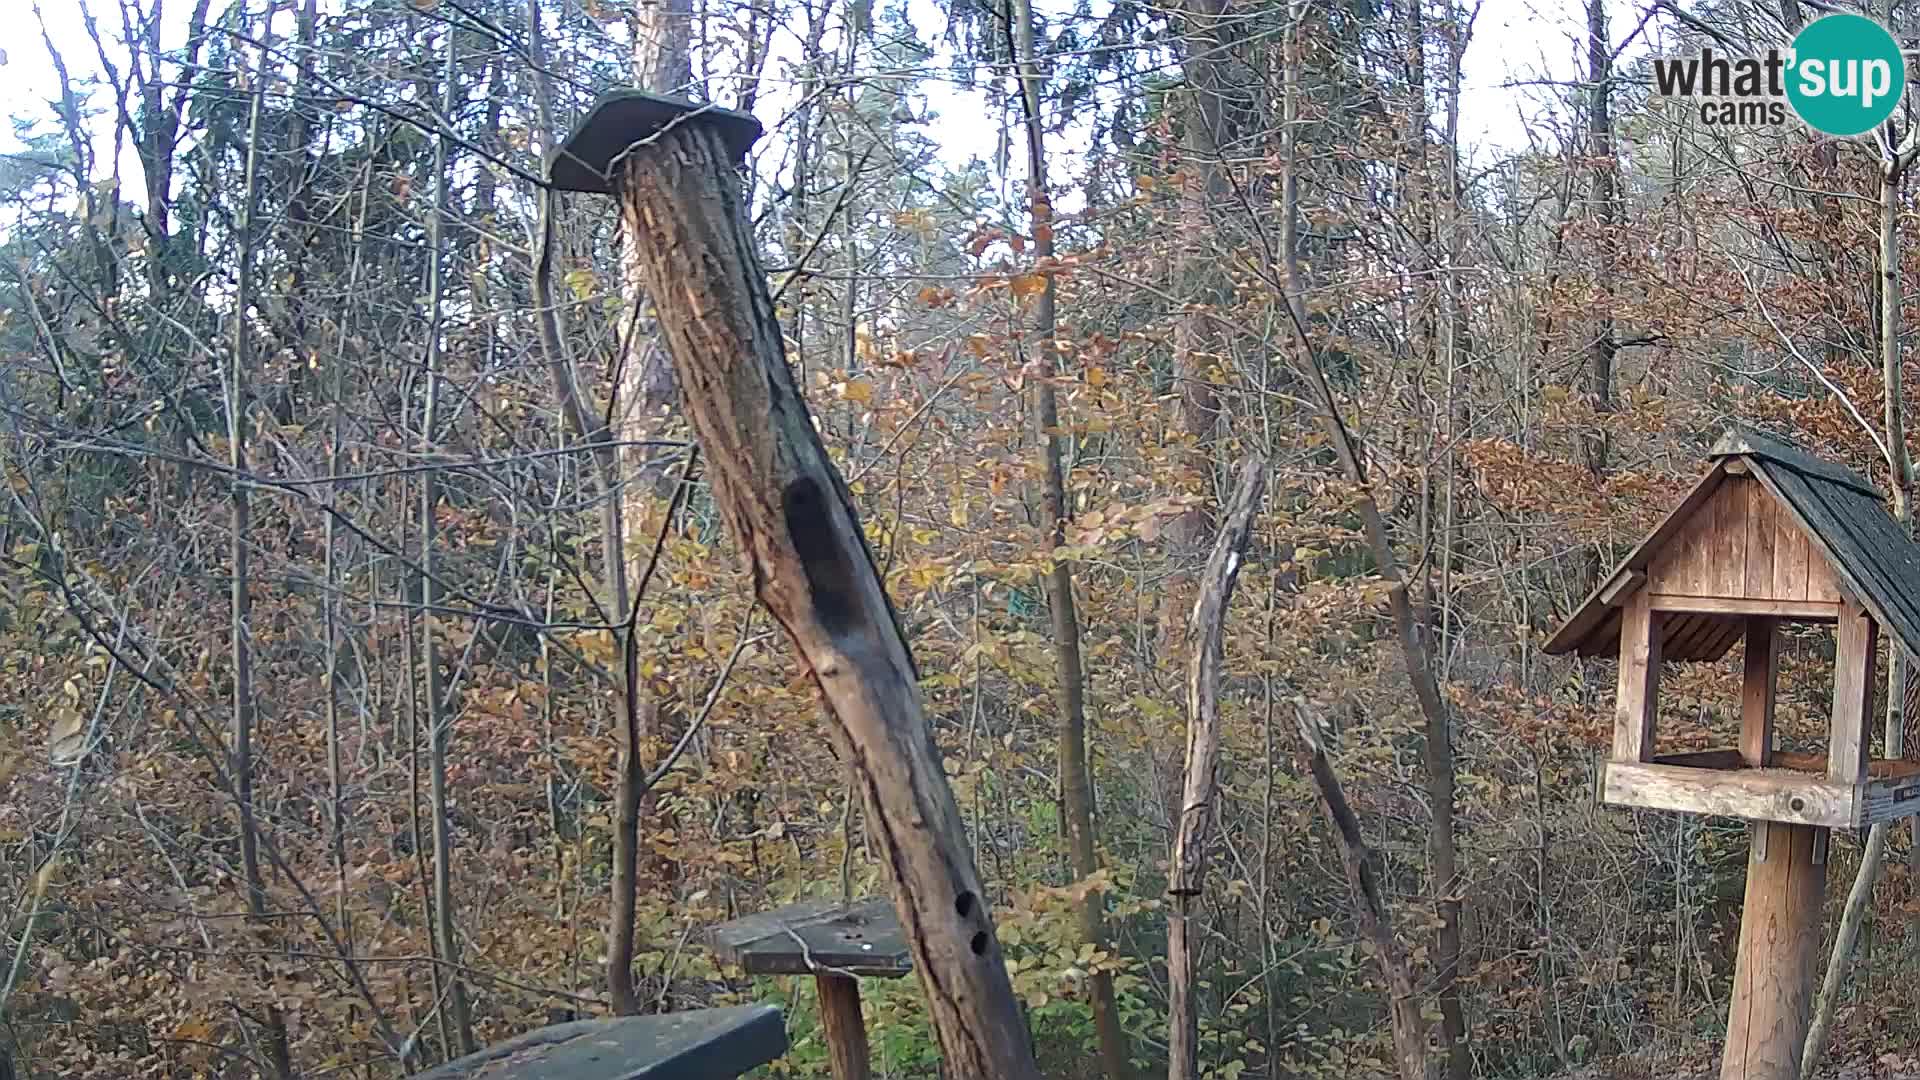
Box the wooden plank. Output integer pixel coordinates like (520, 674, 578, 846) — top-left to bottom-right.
(1771, 751, 1920, 779)
(1653, 749, 1748, 770)
(1600, 568, 1646, 607)
(1773, 506, 1808, 602)
(709, 899, 913, 978)
(1746, 480, 1778, 598)
(1603, 761, 1857, 827)
(1544, 465, 1727, 656)
(1613, 590, 1662, 763)
(1805, 541, 1843, 603)
(1661, 613, 1714, 661)
(1742, 618, 1778, 768)
(1647, 595, 1840, 620)
(1713, 479, 1750, 597)
(817, 975, 873, 1080)
(1761, 466, 1902, 641)
(1695, 618, 1747, 662)
(1829, 602, 1877, 784)
(1720, 821, 1827, 1080)
(408, 1006, 789, 1080)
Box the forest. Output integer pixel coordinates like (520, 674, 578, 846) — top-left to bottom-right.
(4, 0, 1920, 1076)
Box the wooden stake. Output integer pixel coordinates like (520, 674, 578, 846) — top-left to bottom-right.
(815, 974, 871, 1080)
(611, 119, 1039, 1078)
(1721, 821, 1826, 1080)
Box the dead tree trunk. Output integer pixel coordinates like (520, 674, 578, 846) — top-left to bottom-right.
(1168, 458, 1266, 1080)
(606, 113, 1040, 1080)
(1296, 701, 1435, 1080)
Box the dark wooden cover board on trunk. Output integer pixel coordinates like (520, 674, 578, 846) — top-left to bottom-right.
(1545, 428, 1920, 664)
(407, 1005, 786, 1079)
(548, 90, 763, 194)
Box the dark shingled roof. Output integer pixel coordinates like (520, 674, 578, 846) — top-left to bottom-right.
(1543, 427, 1920, 662)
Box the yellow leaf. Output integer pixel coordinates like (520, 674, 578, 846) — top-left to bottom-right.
(33, 853, 60, 896)
(950, 500, 969, 528)
(564, 268, 596, 301)
(1085, 366, 1107, 388)
(1010, 274, 1047, 299)
(48, 709, 85, 766)
(842, 379, 874, 404)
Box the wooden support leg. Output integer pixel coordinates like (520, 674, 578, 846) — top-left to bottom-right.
(816, 974, 872, 1080)
(1740, 618, 1777, 768)
(1721, 821, 1827, 1080)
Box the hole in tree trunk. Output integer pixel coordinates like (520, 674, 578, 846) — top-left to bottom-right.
(783, 476, 857, 635)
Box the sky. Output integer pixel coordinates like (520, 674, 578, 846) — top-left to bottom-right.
(0, 0, 1650, 204)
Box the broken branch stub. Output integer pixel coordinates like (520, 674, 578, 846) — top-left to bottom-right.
(608, 117, 1039, 1079)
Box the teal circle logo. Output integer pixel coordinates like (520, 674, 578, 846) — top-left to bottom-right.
(1786, 14, 1904, 136)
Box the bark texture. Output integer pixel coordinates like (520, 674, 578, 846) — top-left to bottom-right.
(1297, 702, 1436, 1080)
(615, 123, 1039, 1079)
(1168, 457, 1266, 1080)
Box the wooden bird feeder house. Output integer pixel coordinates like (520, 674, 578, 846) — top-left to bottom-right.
(1546, 427, 1920, 1079)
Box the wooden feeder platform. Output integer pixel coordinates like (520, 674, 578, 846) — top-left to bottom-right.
(707, 899, 910, 1080)
(407, 1004, 786, 1080)
(708, 897, 911, 978)
(1610, 749, 1920, 829)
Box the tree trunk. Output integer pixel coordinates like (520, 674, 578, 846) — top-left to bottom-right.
(613, 119, 1040, 1080)
(1297, 703, 1436, 1080)
(1007, 0, 1130, 1074)
(1277, 12, 1459, 1076)
(602, 0, 699, 1014)
(1159, 0, 1234, 642)
(1167, 458, 1266, 1080)
(228, 15, 291, 1077)
(1581, 0, 1616, 490)
(420, 24, 475, 1057)
(1802, 127, 1917, 1075)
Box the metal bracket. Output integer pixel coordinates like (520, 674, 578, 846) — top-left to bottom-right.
(1752, 819, 1769, 863)
(1811, 826, 1830, 866)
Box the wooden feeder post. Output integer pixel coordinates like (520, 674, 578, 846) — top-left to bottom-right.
(548, 93, 1039, 1080)
(1545, 429, 1920, 1080)
(708, 899, 913, 1080)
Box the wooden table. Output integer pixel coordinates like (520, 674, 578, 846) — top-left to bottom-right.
(407, 1004, 785, 1079)
(708, 899, 911, 1080)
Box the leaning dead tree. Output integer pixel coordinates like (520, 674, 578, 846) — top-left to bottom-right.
(1167, 457, 1265, 1080)
(549, 93, 1040, 1079)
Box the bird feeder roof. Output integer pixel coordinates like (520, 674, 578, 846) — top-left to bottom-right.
(1544, 428, 1920, 662)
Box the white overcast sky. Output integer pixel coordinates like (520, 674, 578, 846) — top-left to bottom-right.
(0, 0, 1650, 200)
